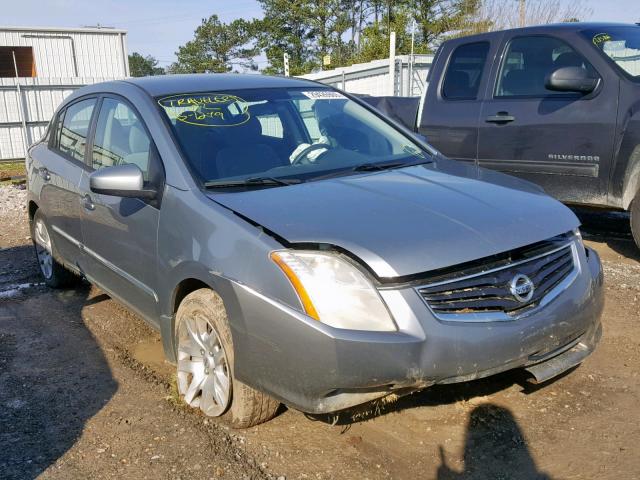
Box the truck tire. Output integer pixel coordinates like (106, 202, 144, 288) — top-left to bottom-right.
(632, 194, 640, 250)
(30, 209, 79, 288)
(175, 288, 280, 428)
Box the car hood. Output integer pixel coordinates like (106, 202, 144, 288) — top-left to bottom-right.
(208, 161, 579, 279)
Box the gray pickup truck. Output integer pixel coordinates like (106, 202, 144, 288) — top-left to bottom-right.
(383, 23, 640, 248)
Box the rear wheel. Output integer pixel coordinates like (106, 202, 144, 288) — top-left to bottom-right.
(175, 288, 280, 428)
(632, 193, 640, 250)
(30, 210, 79, 288)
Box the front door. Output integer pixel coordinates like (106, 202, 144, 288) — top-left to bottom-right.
(79, 96, 164, 323)
(477, 34, 617, 205)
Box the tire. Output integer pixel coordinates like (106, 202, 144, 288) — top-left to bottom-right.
(175, 288, 280, 428)
(30, 210, 79, 288)
(632, 194, 640, 251)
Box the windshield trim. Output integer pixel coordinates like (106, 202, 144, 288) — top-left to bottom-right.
(154, 85, 437, 191)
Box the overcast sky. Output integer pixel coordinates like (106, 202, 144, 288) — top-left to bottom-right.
(2, 0, 639, 68)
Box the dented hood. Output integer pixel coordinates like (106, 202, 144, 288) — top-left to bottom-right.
(208, 161, 579, 278)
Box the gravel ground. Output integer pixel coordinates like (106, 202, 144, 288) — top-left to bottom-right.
(1, 186, 639, 479)
(0, 185, 27, 215)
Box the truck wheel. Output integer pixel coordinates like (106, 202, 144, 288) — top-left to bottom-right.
(175, 288, 280, 428)
(30, 210, 79, 288)
(632, 194, 640, 250)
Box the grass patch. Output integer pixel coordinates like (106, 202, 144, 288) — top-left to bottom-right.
(0, 161, 26, 180)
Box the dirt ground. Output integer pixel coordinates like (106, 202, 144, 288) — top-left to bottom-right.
(1, 203, 639, 480)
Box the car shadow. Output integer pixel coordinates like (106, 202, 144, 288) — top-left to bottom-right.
(308, 365, 575, 427)
(571, 206, 640, 261)
(0, 244, 117, 479)
(436, 403, 551, 479)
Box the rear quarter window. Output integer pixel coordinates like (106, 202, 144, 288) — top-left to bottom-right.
(442, 42, 490, 100)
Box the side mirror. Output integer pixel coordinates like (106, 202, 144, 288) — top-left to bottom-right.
(545, 67, 599, 94)
(89, 163, 156, 199)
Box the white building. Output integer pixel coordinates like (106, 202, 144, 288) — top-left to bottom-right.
(0, 26, 129, 160)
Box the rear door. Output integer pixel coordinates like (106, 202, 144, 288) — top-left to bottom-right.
(39, 97, 97, 264)
(418, 36, 501, 164)
(477, 33, 618, 205)
(78, 95, 165, 322)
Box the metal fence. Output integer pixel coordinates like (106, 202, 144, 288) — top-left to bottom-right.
(299, 54, 434, 97)
(0, 26, 129, 161)
(0, 77, 98, 160)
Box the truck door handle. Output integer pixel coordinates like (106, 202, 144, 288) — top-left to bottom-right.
(38, 167, 51, 181)
(486, 113, 515, 124)
(82, 194, 95, 211)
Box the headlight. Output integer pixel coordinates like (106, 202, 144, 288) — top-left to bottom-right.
(270, 250, 396, 331)
(573, 228, 584, 246)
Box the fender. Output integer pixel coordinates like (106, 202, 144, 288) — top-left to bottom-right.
(610, 95, 640, 209)
(622, 145, 640, 209)
(159, 263, 245, 363)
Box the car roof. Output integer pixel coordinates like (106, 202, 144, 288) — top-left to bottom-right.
(444, 22, 639, 43)
(121, 73, 323, 97)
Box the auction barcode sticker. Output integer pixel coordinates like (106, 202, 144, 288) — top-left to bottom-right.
(301, 91, 346, 100)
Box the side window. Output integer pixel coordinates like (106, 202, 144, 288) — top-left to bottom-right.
(442, 42, 490, 100)
(496, 36, 598, 97)
(58, 98, 96, 161)
(92, 98, 152, 179)
(50, 109, 65, 149)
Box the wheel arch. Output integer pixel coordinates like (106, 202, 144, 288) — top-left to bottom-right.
(160, 271, 245, 364)
(28, 200, 39, 222)
(622, 145, 640, 209)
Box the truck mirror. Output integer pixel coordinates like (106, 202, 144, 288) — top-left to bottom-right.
(545, 67, 599, 94)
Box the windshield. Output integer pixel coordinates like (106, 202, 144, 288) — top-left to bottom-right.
(582, 27, 640, 80)
(157, 87, 431, 185)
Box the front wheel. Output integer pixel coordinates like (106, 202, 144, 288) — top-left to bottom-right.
(175, 288, 280, 428)
(30, 210, 79, 288)
(632, 193, 640, 250)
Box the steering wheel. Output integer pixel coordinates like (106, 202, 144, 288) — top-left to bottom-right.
(291, 143, 331, 166)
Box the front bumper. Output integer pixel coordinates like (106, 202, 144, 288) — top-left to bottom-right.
(229, 245, 604, 414)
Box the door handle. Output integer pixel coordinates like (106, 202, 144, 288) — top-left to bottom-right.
(38, 167, 51, 181)
(486, 112, 515, 124)
(82, 194, 95, 211)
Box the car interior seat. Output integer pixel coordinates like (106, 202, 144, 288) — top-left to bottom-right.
(214, 116, 285, 178)
(443, 70, 472, 98)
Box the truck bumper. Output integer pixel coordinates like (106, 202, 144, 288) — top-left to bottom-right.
(229, 245, 604, 414)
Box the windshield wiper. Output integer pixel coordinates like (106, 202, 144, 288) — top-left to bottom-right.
(309, 158, 434, 182)
(204, 176, 303, 189)
(352, 161, 407, 171)
(352, 157, 434, 172)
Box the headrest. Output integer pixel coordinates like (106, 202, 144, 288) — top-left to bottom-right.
(502, 69, 532, 96)
(553, 52, 584, 69)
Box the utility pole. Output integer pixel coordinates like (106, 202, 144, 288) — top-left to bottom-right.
(519, 0, 526, 27)
(409, 19, 416, 96)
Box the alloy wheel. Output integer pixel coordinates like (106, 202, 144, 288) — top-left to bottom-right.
(33, 218, 53, 280)
(176, 314, 231, 416)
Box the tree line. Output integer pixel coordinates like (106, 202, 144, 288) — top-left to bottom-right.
(128, 0, 590, 77)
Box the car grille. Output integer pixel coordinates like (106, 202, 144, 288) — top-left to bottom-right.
(417, 238, 578, 320)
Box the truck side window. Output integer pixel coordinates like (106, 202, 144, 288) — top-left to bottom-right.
(442, 42, 490, 100)
(496, 36, 598, 97)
